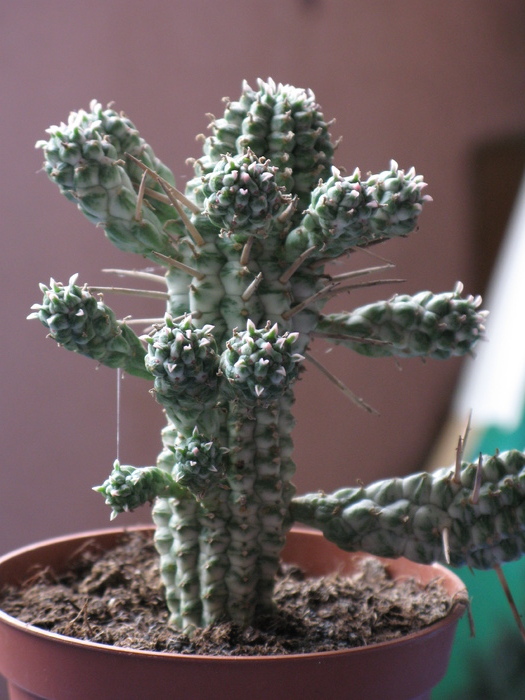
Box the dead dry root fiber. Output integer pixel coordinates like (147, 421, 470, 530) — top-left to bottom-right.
(0, 530, 458, 656)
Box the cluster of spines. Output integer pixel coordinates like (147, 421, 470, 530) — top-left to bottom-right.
(172, 428, 227, 498)
(143, 315, 220, 427)
(199, 150, 293, 240)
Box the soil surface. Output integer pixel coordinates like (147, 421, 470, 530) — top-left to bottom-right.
(0, 530, 461, 656)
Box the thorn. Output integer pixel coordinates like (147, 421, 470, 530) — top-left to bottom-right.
(140, 184, 202, 229)
(442, 527, 451, 565)
(347, 245, 395, 265)
(454, 410, 473, 484)
(151, 252, 206, 280)
(309, 240, 394, 269)
(276, 196, 298, 224)
(137, 185, 171, 206)
(494, 564, 525, 644)
(325, 278, 405, 299)
(305, 352, 379, 414)
(281, 281, 339, 320)
(470, 453, 483, 505)
(127, 154, 200, 214)
(240, 237, 254, 267)
(134, 169, 148, 222)
(311, 331, 390, 347)
(328, 263, 395, 283)
(118, 317, 165, 326)
(87, 286, 170, 300)
(278, 245, 318, 285)
(156, 179, 206, 247)
(454, 435, 463, 484)
(462, 410, 473, 455)
(125, 153, 204, 246)
(241, 272, 263, 302)
(102, 269, 167, 285)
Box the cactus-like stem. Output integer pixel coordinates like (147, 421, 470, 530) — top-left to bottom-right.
(291, 450, 525, 570)
(151, 425, 181, 623)
(36, 107, 182, 261)
(194, 78, 335, 216)
(34, 79, 496, 634)
(316, 283, 487, 359)
(197, 483, 231, 626)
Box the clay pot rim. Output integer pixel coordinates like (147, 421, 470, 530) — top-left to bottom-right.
(0, 524, 468, 663)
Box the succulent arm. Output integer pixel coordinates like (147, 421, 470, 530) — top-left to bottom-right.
(95, 461, 185, 518)
(28, 275, 150, 379)
(35, 101, 183, 259)
(315, 284, 487, 359)
(291, 449, 525, 570)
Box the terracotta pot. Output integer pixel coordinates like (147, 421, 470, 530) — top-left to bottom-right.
(0, 526, 466, 700)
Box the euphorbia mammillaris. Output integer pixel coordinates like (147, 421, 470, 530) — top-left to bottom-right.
(30, 79, 525, 633)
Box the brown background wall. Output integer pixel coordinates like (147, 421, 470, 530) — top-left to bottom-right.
(1, 1, 524, 562)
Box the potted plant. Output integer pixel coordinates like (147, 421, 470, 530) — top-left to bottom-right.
(1, 78, 523, 699)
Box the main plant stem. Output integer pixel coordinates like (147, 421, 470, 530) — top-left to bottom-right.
(149, 214, 303, 629)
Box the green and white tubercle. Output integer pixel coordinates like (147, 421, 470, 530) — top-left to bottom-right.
(173, 445, 230, 629)
(291, 450, 525, 570)
(222, 395, 297, 623)
(28, 275, 149, 379)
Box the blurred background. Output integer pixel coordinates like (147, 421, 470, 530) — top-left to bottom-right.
(1, 1, 524, 697)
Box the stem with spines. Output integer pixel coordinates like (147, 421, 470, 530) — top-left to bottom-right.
(33, 79, 497, 634)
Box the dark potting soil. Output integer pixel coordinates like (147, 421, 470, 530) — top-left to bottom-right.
(0, 530, 461, 656)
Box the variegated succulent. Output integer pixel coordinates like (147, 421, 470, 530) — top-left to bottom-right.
(31, 79, 524, 634)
